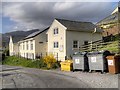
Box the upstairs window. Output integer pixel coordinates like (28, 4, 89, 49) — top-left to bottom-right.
(53, 28, 58, 35)
(23, 43, 25, 50)
(54, 42, 59, 48)
(46, 34, 48, 42)
(30, 41, 33, 50)
(26, 41, 29, 50)
(73, 40, 78, 49)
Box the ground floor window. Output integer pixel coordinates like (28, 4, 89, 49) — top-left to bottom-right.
(84, 41, 88, 45)
(73, 40, 78, 48)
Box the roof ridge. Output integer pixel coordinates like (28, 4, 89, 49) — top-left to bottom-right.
(24, 27, 49, 40)
(55, 18, 92, 23)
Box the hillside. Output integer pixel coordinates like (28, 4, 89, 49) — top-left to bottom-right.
(98, 41, 119, 53)
(2, 29, 39, 48)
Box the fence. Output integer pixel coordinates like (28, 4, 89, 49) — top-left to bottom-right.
(80, 40, 118, 52)
(35, 52, 59, 61)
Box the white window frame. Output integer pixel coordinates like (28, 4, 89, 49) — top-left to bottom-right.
(53, 28, 58, 35)
(26, 41, 29, 50)
(53, 41, 59, 48)
(23, 42, 25, 50)
(30, 41, 33, 50)
(72, 40, 79, 49)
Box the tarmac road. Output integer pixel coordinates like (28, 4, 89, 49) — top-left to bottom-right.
(0, 65, 91, 88)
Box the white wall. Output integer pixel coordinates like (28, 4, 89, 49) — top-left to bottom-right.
(47, 20, 67, 61)
(9, 36, 14, 56)
(66, 30, 102, 57)
(35, 30, 48, 57)
(19, 30, 48, 59)
(19, 38, 35, 59)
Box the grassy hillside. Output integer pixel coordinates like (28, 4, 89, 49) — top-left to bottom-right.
(98, 41, 119, 53)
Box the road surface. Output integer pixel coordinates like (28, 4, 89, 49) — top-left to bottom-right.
(0, 65, 91, 88)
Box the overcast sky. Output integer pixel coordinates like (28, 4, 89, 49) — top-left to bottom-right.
(1, 1, 119, 33)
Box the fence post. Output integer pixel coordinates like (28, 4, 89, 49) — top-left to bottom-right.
(41, 53, 42, 58)
(46, 52, 47, 56)
(57, 53, 58, 62)
(90, 41, 93, 51)
(65, 56, 67, 60)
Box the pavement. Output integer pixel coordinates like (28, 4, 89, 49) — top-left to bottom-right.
(0, 65, 119, 89)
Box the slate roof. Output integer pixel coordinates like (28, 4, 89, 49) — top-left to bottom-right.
(96, 12, 118, 25)
(97, 5, 120, 26)
(56, 18, 102, 33)
(12, 36, 26, 43)
(24, 27, 49, 40)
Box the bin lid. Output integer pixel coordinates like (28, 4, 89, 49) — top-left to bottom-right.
(73, 52, 87, 55)
(88, 50, 111, 55)
(60, 60, 73, 64)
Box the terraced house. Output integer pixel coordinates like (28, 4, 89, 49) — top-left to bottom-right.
(9, 19, 102, 61)
(18, 27, 49, 59)
(9, 35, 26, 56)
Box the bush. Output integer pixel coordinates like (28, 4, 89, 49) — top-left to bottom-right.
(3, 49, 9, 56)
(3, 55, 60, 69)
(2, 56, 47, 69)
(43, 54, 57, 69)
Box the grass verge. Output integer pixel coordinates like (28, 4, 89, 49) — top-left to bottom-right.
(2, 56, 59, 69)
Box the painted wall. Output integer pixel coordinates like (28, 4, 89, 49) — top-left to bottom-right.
(13, 43, 19, 55)
(47, 20, 67, 61)
(66, 30, 102, 57)
(34, 30, 48, 57)
(19, 30, 48, 59)
(19, 38, 35, 59)
(9, 36, 14, 56)
(9, 36, 20, 56)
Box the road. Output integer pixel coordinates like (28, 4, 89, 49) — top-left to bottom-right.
(0, 65, 91, 88)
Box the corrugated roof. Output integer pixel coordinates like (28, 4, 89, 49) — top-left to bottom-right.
(56, 18, 102, 33)
(24, 27, 49, 40)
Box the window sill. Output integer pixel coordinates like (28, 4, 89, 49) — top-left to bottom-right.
(53, 48, 59, 50)
(53, 34, 58, 36)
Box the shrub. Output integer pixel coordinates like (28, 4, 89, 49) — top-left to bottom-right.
(3, 56, 59, 69)
(43, 54, 57, 69)
(2, 56, 47, 69)
(3, 49, 9, 56)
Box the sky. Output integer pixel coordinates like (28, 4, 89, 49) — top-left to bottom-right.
(1, 0, 119, 33)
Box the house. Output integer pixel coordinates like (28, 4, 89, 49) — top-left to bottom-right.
(18, 27, 49, 59)
(9, 36, 25, 56)
(96, 5, 120, 37)
(47, 18, 102, 61)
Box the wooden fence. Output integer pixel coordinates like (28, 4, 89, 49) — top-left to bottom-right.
(79, 40, 118, 52)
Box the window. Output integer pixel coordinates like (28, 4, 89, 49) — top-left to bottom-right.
(26, 41, 29, 50)
(73, 40, 78, 48)
(53, 28, 58, 35)
(54, 42, 59, 48)
(84, 41, 88, 45)
(30, 41, 33, 50)
(23, 43, 25, 50)
(46, 34, 48, 42)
